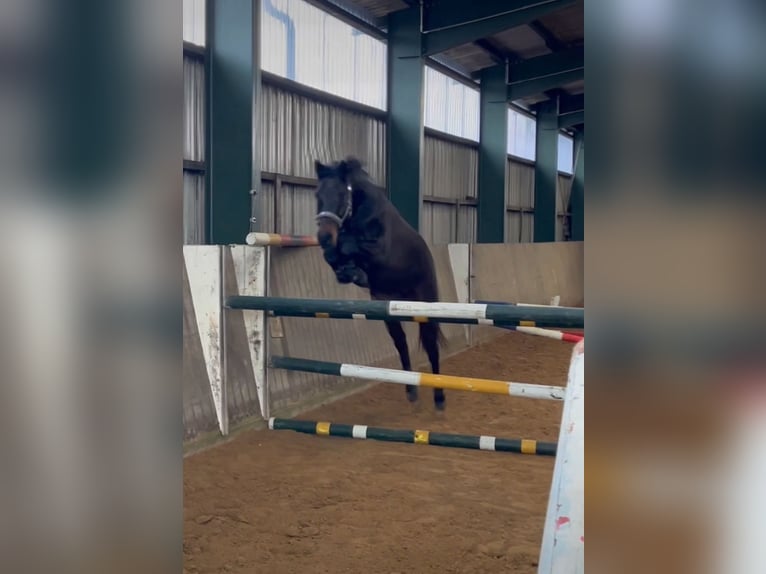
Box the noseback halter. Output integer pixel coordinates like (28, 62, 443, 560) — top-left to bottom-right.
(316, 184, 353, 227)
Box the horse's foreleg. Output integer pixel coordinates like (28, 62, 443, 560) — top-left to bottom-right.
(383, 320, 417, 402)
(419, 322, 445, 410)
(322, 246, 358, 284)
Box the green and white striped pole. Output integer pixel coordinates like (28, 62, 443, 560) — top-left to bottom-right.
(269, 418, 557, 456)
(226, 296, 584, 329)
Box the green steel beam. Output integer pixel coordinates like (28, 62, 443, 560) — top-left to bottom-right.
(423, 0, 570, 33)
(528, 19, 564, 52)
(559, 110, 584, 128)
(507, 68, 583, 102)
(207, 0, 261, 244)
(477, 65, 508, 243)
(559, 93, 584, 115)
(508, 46, 584, 83)
(387, 6, 424, 231)
(533, 98, 558, 242)
(422, 0, 575, 56)
(569, 129, 584, 241)
(507, 46, 584, 102)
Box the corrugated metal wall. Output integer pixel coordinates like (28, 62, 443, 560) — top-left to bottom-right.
(503, 160, 573, 243)
(258, 181, 320, 236)
(183, 172, 205, 244)
(260, 83, 386, 181)
(422, 135, 478, 245)
(505, 158, 535, 243)
(255, 83, 483, 244)
(256, 82, 387, 234)
(423, 136, 478, 199)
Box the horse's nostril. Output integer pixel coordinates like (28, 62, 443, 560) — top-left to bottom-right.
(317, 222, 338, 247)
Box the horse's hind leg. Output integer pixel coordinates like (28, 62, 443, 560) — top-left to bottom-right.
(419, 322, 445, 410)
(383, 320, 417, 402)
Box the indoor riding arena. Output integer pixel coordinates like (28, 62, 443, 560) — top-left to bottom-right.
(183, 242, 583, 574)
(184, 334, 572, 574)
(183, 1, 584, 573)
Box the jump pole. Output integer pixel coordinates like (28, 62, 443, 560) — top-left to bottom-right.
(270, 356, 565, 400)
(538, 340, 584, 573)
(245, 232, 319, 247)
(269, 418, 557, 456)
(226, 296, 584, 329)
(497, 325, 583, 343)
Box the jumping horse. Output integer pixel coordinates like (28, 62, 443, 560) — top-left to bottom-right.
(314, 157, 446, 410)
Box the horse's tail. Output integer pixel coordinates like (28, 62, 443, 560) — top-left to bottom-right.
(417, 321, 446, 350)
(436, 324, 447, 347)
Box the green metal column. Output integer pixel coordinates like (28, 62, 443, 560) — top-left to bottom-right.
(569, 129, 584, 241)
(207, 0, 261, 244)
(533, 98, 558, 242)
(477, 65, 508, 243)
(386, 6, 424, 231)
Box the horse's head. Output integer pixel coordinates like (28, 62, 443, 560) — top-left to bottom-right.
(314, 157, 363, 248)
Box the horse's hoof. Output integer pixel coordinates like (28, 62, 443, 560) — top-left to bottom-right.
(434, 399, 446, 411)
(406, 389, 419, 402)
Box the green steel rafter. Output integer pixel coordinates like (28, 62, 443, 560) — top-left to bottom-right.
(386, 6, 424, 231)
(422, 0, 576, 56)
(477, 65, 508, 243)
(423, 0, 570, 32)
(559, 110, 584, 128)
(508, 45, 584, 82)
(559, 93, 584, 115)
(473, 38, 510, 65)
(528, 19, 564, 52)
(507, 46, 584, 101)
(533, 97, 559, 242)
(559, 91, 584, 129)
(507, 68, 583, 101)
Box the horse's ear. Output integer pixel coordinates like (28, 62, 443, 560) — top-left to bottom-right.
(314, 160, 331, 179)
(344, 157, 363, 174)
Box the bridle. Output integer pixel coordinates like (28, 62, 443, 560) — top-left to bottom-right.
(316, 183, 353, 227)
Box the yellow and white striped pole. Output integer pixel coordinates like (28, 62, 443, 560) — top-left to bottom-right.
(270, 356, 565, 400)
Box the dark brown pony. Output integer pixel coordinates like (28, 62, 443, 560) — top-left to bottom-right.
(314, 157, 446, 410)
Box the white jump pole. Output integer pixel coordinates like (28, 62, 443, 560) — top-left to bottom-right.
(538, 340, 584, 574)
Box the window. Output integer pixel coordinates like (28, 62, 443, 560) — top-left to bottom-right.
(183, 0, 206, 46)
(424, 66, 480, 141)
(507, 108, 536, 161)
(183, 0, 206, 243)
(261, 0, 387, 109)
(558, 133, 574, 174)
